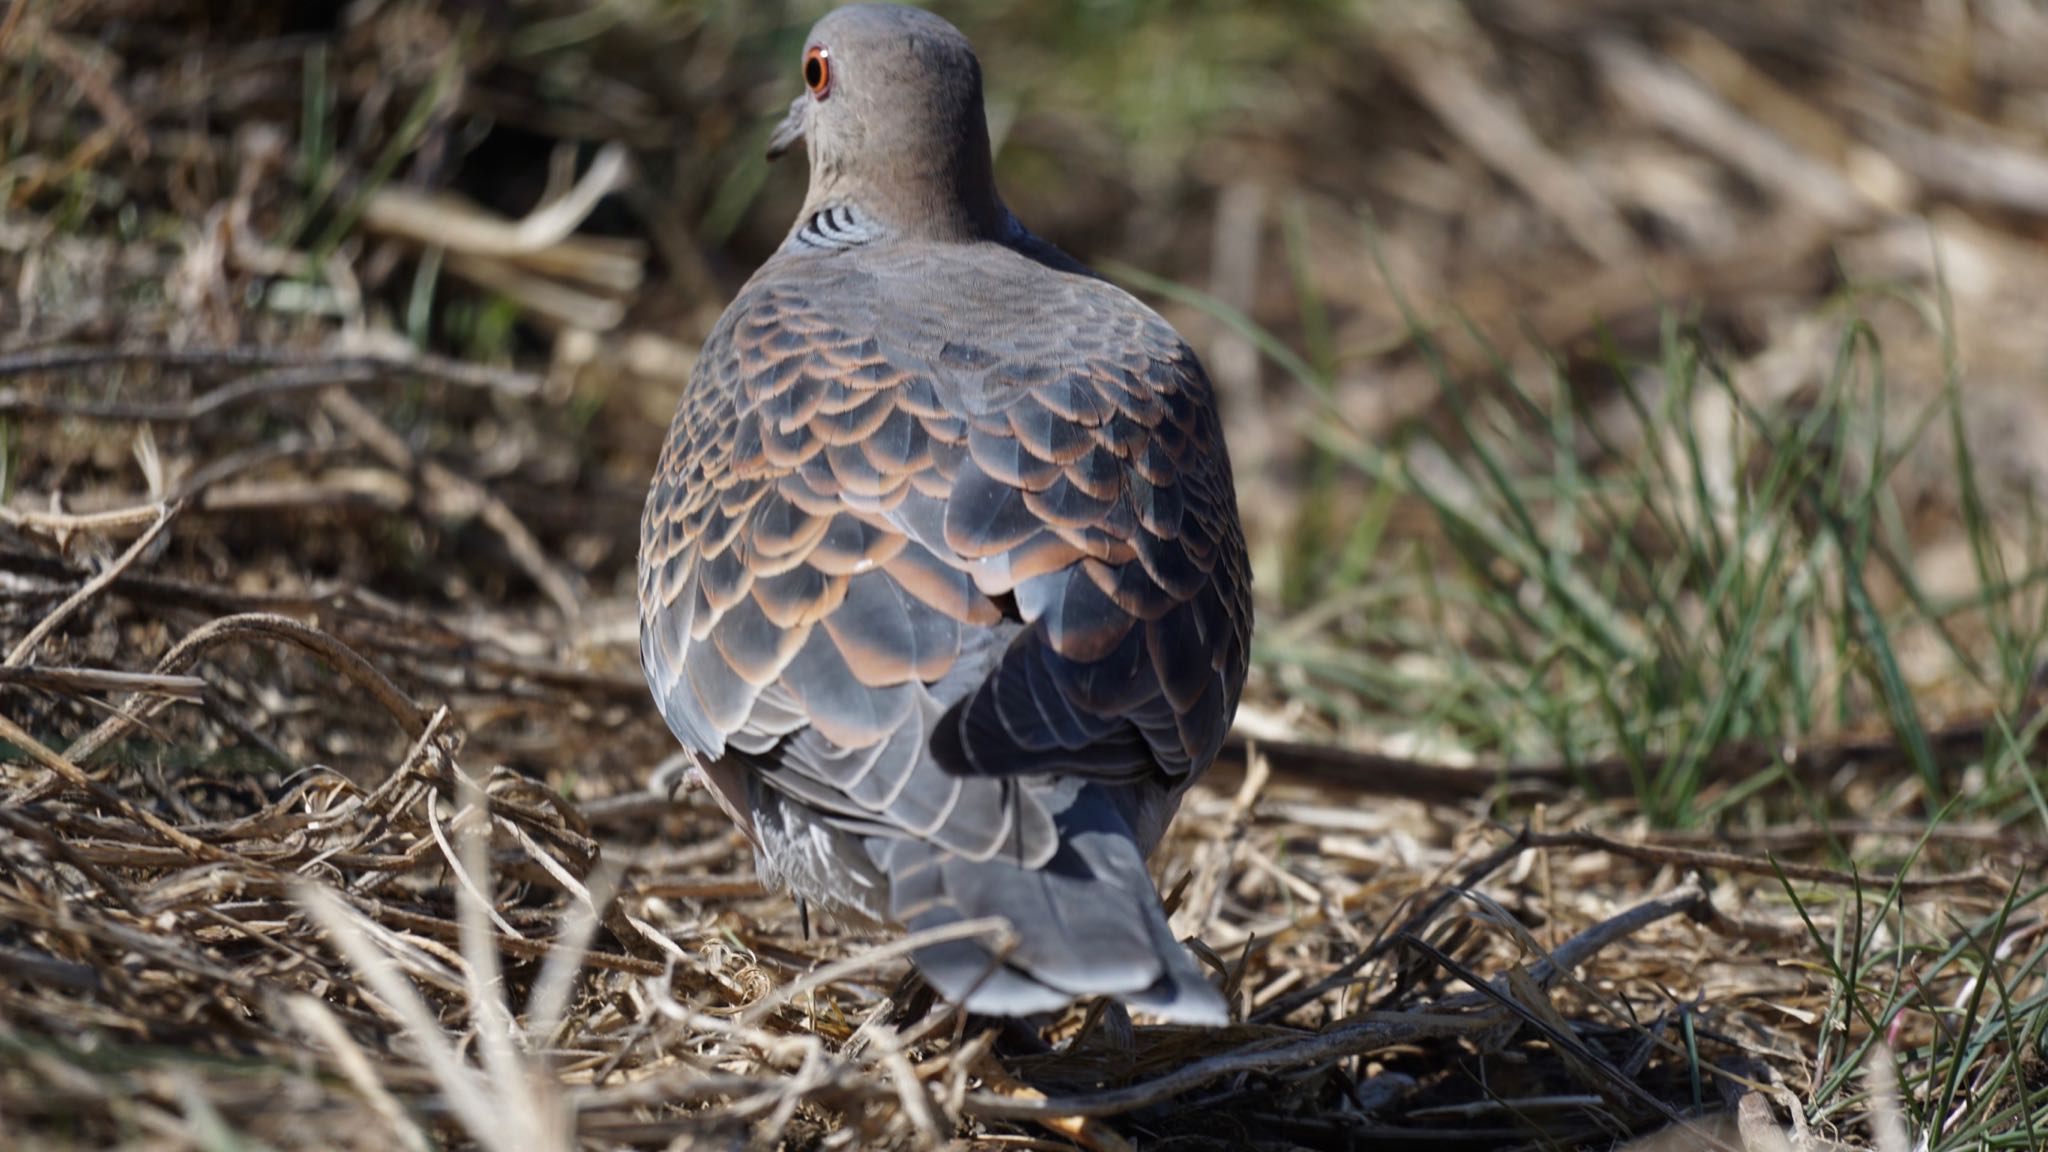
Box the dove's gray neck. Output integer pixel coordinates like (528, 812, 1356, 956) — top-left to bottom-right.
(796, 86, 1007, 247)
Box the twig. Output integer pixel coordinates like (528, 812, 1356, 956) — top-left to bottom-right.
(871, 1027, 949, 1148)
(1234, 698, 2041, 802)
(1401, 930, 1736, 1150)
(1252, 825, 1530, 1023)
(0, 363, 377, 422)
(1500, 878, 1709, 989)
(1653, 821, 2031, 851)
(320, 389, 583, 620)
(0, 342, 540, 396)
(965, 1012, 1493, 1119)
(280, 996, 436, 1152)
(6, 500, 181, 668)
(0, 0, 28, 55)
(362, 143, 634, 261)
(0, 500, 180, 536)
(739, 916, 1018, 1026)
(0, 804, 145, 916)
(294, 882, 517, 1146)
(1380, 19, 1637, 264)
(366, 904, 664, 977)
(1174, 743, 1268, 941)
(424, 788, 525, 940)
(1864, 112, 2048, 216)
(29, 25, 148, 163)
(0, 710, 221, 860)
(2, 435, 346, 542)
(1521, 827, 2005, 893)
(441, 251, 628, 332)
(1591, 36, 1866, 226)
(974, 1052, 1135, 1152)
(0, 940, 101, 992)
(5, 543, 630, 701)
(0, 664, 207, 701)
(63, 612, 432, 764)
(969, 881, 1712, 1120)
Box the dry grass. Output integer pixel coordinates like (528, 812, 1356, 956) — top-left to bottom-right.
(4, 548, 2023, 1150)
(4, 2, 2048, 1149)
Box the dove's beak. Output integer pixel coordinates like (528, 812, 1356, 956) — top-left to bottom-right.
(766, 95, 808, 161)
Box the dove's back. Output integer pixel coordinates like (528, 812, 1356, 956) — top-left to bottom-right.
(639, 233, 1250, 1021)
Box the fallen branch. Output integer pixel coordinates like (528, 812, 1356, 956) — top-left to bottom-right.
(1232, 698, 2042, 804)
(1522, 827, 2007, 893)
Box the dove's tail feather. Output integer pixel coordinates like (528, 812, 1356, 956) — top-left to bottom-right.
(867, 786, 1227, 1025)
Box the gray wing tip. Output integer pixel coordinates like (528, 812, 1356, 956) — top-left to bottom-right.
(1119, 941, 1229, 1026)
(883, 789, 1233, 1026)
(905, 910, 1229, 1025)
(910, 935, 1073, 1016)
(915, 942, 1227, 1026)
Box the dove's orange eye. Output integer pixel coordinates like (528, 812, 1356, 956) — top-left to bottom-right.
(804, 46, 831, 99)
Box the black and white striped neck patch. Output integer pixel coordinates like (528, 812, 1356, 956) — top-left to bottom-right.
(793, 203, 883, 251)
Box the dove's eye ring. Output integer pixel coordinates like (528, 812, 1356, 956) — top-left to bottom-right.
(804, 46, 831, 99)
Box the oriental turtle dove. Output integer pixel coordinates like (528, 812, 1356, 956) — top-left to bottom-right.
(638, 2, 1250, 1023)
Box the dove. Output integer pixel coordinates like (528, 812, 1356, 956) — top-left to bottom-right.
(638, 2, 1250, 1023)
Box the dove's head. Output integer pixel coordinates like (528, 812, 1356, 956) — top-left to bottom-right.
(768, 4, 1005, 240)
